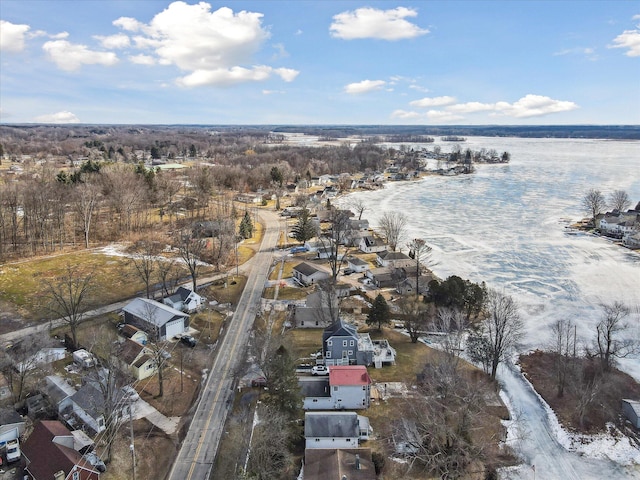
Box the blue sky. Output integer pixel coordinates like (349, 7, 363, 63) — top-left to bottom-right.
(1, 1, 638, 125)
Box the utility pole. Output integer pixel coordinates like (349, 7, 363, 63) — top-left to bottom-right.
(129, 400, 136, 480)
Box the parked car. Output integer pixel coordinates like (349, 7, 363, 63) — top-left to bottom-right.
(311, 365, 329, 376)
(290, 246, 309, 254)
(180, 335, 197, 348)
(342, 268, 355, 275)
(296, 363, 313, 373)
(121, 385, 140, 402)
(6, 438, 20, 463)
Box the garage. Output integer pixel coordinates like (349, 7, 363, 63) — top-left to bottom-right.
(165, 319, 185, 340)
(122, 298, 189, 341)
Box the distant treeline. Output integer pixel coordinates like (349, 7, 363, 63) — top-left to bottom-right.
(272, 125, 640, 140)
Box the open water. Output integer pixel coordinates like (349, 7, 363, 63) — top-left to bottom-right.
(340, 136, 640, 376)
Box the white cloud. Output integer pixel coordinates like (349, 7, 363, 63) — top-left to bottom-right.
(129, 54, 156, 65)
(0, 20, 30, 52)
(409, 84, 429, 93)
(410, 96, 456, 107)
(330, 7, 429, 40)
(94, 33, 130, 49)
(609, 29, 640, 57)
(344, 79, 386, 94)
(390, 109, 463, 122)
(493, 94, 578, 118)
(391, 109, 422, 119)
(272, 43, 289, 59)
(553, 46, 598, 60)
(113, 16, 144, 32)
(42, 40, 119, 71)
(34, 111, 80, 123)
(113, 2, 297, 87)
(262, 89, 285, 95)
(446, 101, 496, 113)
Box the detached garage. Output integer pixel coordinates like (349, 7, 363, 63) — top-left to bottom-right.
(122, 298, 189, 341)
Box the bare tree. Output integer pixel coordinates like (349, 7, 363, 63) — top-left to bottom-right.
(548, 319, 577, 397)
(349, 197, 368, 220)
(73, 177, 101, 248)
(139, 301, 169, 397)
(608, 189, 631, 212)
(0, 333, 55, 402)
(471, 289, 523, 380)
(45, 264, 95, 348)
(406, 238, 432, 300)
(582, 188, 606, 227)
(129, 239, 162, 299)
(378, 211, 408, 251)
(398, 298, 432, 343)
(176, 231, 207, 291)
(313, 279, 342, 326)
(590, 301, 635, 372)
(157, 257, 181, 297)
(317, 208, 354, 281)
(247, 405, 295, 480)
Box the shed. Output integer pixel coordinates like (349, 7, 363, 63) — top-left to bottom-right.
(122, 297, 189, 341)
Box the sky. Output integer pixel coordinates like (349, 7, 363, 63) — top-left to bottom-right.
(0, 1, 639, 125)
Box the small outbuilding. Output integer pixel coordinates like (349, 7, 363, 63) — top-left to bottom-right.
(122, 297, 189, 341)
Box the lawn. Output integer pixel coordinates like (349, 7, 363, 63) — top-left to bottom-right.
(202, 275, 247, 306)
(268, 259, 296, 281)
(263, 285, 310, 301)
(284, 328, 324, 362)
(0, 251, 151, 320)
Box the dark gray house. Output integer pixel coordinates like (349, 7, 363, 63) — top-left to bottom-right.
(322, 320, 374, 366)
(122, 298, 189, 341)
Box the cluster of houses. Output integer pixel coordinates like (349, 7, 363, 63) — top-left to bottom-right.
(0, 286, 205, 479)
(597, 207, 640, 248)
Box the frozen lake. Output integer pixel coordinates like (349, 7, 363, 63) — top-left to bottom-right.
(340, 136, 640, 377)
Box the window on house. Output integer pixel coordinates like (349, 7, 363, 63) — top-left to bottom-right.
(343, 340, 348, 347)
(334, 386, 338, 392)
(315, 321, 319, 326)
(72, 471, 80, 480)
(326, 351, 331, 358)
(327, 340, 333, 346)
(348, 350, 353, 355)
(315, 438, 320, 442)
(350, 340, 354, 346)
(313, 399, 318, 402)
(301, 321, 304, 326)
(362, 386, 366, 390)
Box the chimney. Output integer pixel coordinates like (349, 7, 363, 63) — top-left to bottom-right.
(355, 454, 361, 470)
(54, 471, 66, 480)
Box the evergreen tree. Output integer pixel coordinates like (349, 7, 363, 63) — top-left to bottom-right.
(291, 208, 317, 244)
(239, 211, 254, 239)
(367, 294, 390, 331)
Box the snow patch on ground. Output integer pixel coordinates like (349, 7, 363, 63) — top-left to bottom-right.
(517, 367, 640, 466)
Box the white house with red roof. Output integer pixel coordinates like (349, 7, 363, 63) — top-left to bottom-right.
(300, 365, 372, 410)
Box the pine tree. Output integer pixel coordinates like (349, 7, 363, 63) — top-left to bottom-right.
(291, 208, 317, 244)
(367, 294, 390, 331)
(239, 211, 254, 239)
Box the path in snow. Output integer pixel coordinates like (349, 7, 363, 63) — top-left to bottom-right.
(498, 363, 640, 480)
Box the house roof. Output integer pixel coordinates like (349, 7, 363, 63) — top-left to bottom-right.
(122, 298, 188, 327)
(304, 412, 358, 438)
(347, 256, 368, 266)
(120, 339, 145, 365)
(299, 378, 330, 398)
(22, 420, 99, 480)
(293, 262, 324, 277)
(167, 286, 200, 304)
(121, 324, 145, 339)
(377, 250, 411, 261)
(304, 448, 375, 480)
(323, 319, 357, 339)
(329, 366, 372, 386)
(0, 407, 23, 426)
(71, 383, 105, 421)
(133, 354, 153, 369)
(45, 375, 76, 405)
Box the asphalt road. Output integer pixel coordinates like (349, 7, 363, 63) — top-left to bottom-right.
(167, 210, 281, 480)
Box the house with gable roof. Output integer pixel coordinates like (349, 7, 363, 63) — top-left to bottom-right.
(163, 286, 205, 313)
(122, 297, 189, 341)
(301, 365, 372, 410)
(304, 411, 371, 449)
(376, 250, 414, 269)
(304, 448, 376, 480)
(22, 420, 101, 480)
(292, 262, 330, 286)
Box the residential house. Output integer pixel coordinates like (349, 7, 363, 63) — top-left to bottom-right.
(304, 448, 376, 480)
(623, 230, 640, 249)
(304, 411, 371, 449)
(191, 218, 234, 238)
(292, 262, 330, 286)
(376, 250, 414, 269)
(236, 193, 263, 204)
(122, 297, 189, 341)
(358, 235, 387, 254)
(622, 399, 640, 428)
(322, 320, 361, 365)
(364, 267, 395, 288)
(22, 420, 101, 480)
(0, 408, 25, 446)
(118, 339, 156, 381)
(163, 286, 205, 313)
(294, 291, 339, 329)
(301, 365, 372, 410)
(346, 256, 370, 273)
(119, 324, 148, 345)
(349, 219, 370, 231)
(67, 380, 130, 434)
(45, 375, 76, 416)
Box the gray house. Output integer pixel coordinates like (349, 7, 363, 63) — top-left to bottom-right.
(294, 291, 339, 328)
(322, 320, 360, 365)
(122, 297, 189, 341)
(292, 262, 330, 286)
(45, 375, 76, 415)
(163, 286, 205, 313)
(301, 365, 372, 410)
(304, 411, 371, 449)
(622, 399, 640, 428)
